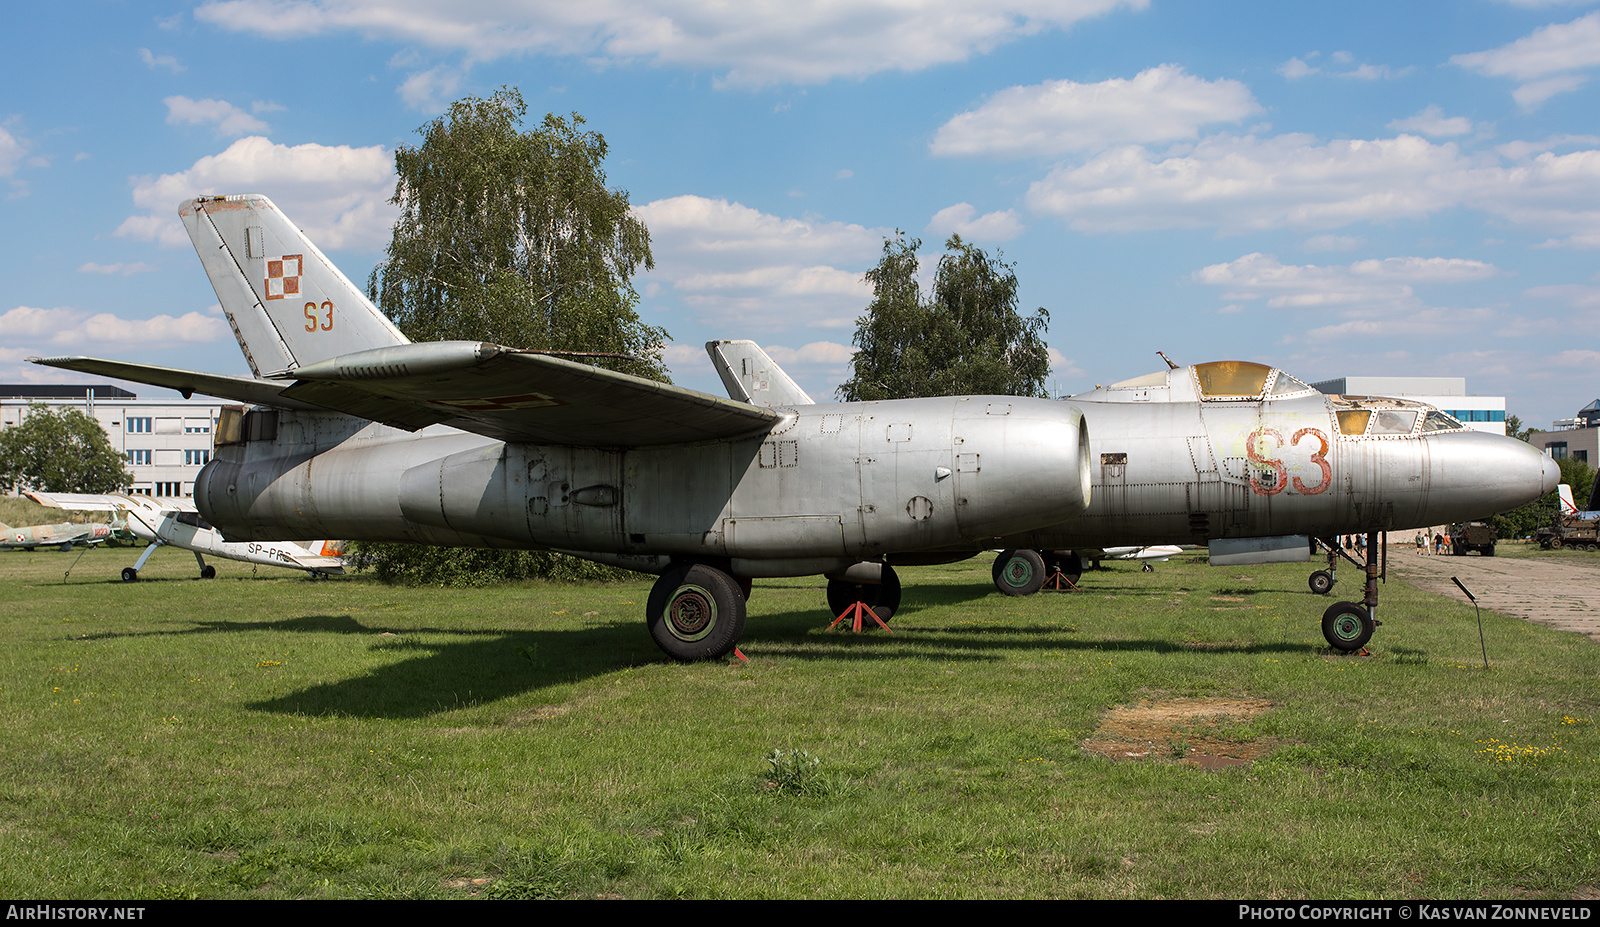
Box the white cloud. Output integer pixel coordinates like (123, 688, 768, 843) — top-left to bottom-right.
(1454, 12, 1600, 108)
(0, 124, 25, 178)
(925, 203, 1024, 242)
(1024, 130, 1600, 243)
(1279, 56, 1318, 79)
(634, 195, 889, 330)
(1453, 12, 1600, 81)
(0, 305, 231, 349)
(1387, 105, 1474, 137)
(396, 65, 465, 113)
(139, 48, 184, 72)
(77, 262, 158, 276)
(163, 96, 270, 137)
(1193, 253, 1504, 342)
(116, 136, 396, 250)
(930, 65, 1259, 158)
(194, 0, 1149, 89)
(1303, 235, 1365, 252)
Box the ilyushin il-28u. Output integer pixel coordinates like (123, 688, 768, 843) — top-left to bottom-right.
(35, 195, 1555, 659)
(34, 194, 1090, 661)
(709, 342, 1559, 651)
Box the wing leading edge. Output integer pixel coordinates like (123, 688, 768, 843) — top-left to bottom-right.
(34, 342, 781, 448)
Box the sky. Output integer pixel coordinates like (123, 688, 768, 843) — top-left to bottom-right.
(3, 0, 1600, 430)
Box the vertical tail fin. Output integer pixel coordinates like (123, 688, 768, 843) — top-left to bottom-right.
(180, 195, 408, 377)
(1558, 483, 1577, 515)
(706, 340, 814, 407)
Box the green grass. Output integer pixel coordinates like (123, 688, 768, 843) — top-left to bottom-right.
(0, 544, 1596, 899)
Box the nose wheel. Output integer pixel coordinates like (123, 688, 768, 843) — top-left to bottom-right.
(1320, 531, 1385, 652)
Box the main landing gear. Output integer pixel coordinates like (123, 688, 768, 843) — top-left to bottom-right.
(992, 549, 1082, 595)
(1320, 530, 1385, 653)
(120, 543, 218, 582)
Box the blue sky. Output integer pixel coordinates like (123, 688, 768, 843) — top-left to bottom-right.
(4, 1, 1600, 430)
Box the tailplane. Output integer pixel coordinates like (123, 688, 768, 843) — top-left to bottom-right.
(180, 195, 408, 377)
(706, 340, 814, 407)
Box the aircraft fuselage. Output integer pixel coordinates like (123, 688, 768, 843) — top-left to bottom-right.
(195, 395, 1092, 578)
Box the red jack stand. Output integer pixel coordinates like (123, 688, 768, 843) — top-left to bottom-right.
(1041, 570, 1078, 592)
(828, 602, 892, 633)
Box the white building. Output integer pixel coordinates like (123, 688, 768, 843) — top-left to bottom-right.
(1308, 376, 1507, 436)
(1, 385, 226, 498)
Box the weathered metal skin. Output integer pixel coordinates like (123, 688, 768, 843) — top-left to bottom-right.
(196, 396, 1091, 576)
(980, 364, 1558, 550)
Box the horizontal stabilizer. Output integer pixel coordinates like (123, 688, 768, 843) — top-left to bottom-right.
(276, 341, 783, 446)
(28, 356, 325, 411)
(707, 340, 814, 407)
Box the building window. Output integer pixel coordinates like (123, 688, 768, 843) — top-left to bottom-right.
(154, 481, 184, 497)
(184, 424, 211, 434)
(185, 449, 211, 466)
(1548, 442, 1569, 460)
(1576, 450, 1589, 464)
(128, 449, 151, 466)
(127, 417, 152, 434)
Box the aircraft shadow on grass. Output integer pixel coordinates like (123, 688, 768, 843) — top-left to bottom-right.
(65, 598, 1314, 719)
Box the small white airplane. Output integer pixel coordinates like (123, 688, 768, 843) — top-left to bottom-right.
(23, 491, 345, 581)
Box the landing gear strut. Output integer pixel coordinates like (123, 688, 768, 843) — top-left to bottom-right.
(1308, 536, 1355, 595)
(1322, 530, 1384, 652)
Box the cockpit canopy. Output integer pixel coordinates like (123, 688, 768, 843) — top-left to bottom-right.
(1074, 361, 1317, 404)
(1071, 360, 1471, 438)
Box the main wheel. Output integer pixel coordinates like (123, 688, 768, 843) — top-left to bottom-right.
(200, 565, 217, 579)
(647, 564, 747, 662)
(826, 564, 901, 622)
(1322, 602, 1374, 652)
(121, 567, 139, 583)
(1308, 570, 1334, 595)
(994, 549, 1046, 596)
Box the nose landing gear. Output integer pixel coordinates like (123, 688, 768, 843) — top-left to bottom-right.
(1321, 530, 1384, 653)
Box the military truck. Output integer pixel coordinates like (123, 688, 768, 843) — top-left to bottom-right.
(1450, 522, 1497, 556)
(1536, 512, 1600, 551)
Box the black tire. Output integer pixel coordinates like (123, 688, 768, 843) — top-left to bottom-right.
(1308, 570, 1334, 596)
(121, 567, 139, 583)
(1322, 602, 1374, 652)
(200, 565, 217, 579)
(994, 549, 1046, 596)
(647, 564, 747, 662)
(826, 564, 901, 622)
(1551, 537, 1563, 549)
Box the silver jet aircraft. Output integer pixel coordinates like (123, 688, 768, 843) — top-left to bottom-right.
(33, 193, 1091, 661)
(709, 342, 1559, 652)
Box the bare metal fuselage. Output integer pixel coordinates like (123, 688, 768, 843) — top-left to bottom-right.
(195, 395, 1092, 577)
(993, 385, 1554, 551)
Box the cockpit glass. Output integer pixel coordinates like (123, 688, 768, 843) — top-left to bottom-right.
(1337, 410, 1371, 435)
(1368, 410, 1418, 435)
(1268, 372, 1313, 395)
(1194, 361, 1272, 399)
(1420, 410, 1465, 433)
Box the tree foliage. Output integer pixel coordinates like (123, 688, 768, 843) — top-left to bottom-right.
(369, 86, 669, 382)
(0, 405, 131, 495)
(361, 88, 668, 585)
(838, 234, 1050, 401)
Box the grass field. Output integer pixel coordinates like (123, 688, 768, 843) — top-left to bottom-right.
(0, 543, 1596, 899)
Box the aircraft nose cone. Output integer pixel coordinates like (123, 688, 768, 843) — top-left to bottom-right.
(1541, 453, 1561, 497)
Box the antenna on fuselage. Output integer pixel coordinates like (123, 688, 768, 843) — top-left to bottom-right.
(1157, 351, 1179, 370)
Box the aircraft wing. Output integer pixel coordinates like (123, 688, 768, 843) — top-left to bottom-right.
(28, 357, 326, 411)
(35, 343, 781, 447)
(273, 341, 782, 446)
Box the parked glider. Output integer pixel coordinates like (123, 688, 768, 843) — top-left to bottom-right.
(33, 194, 1090, 660)
(23, 491, 345, 580)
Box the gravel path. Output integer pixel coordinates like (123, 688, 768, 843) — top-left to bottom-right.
(1382, 544, 1600, 642)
